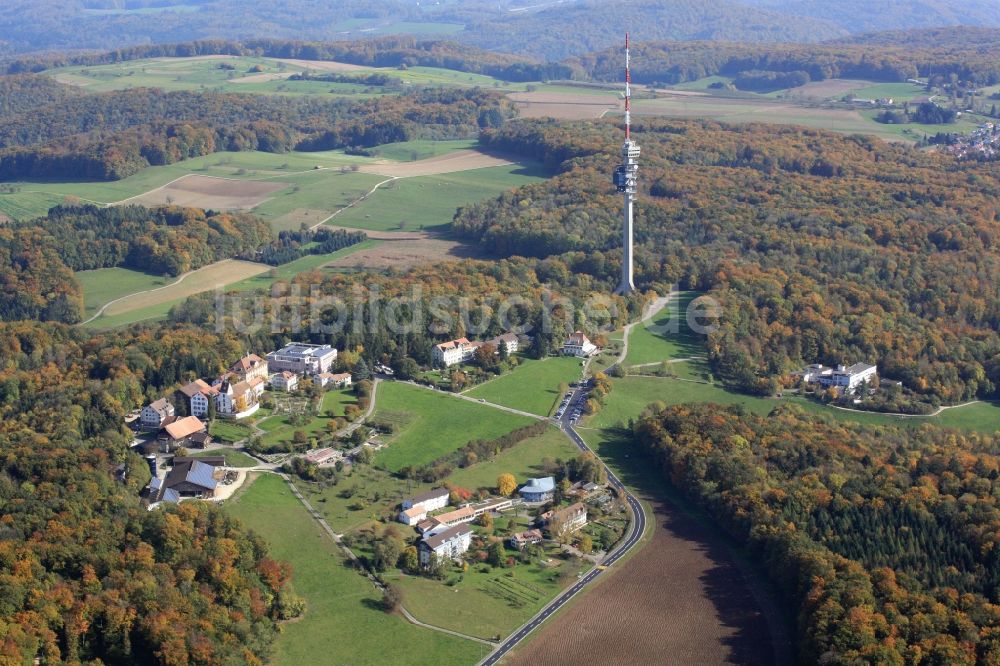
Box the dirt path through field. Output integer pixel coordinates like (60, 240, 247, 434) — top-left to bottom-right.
(89, 259, 271, 321)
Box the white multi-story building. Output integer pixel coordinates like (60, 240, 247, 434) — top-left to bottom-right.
(418, 524, 473, 567)
(270, 371, 299, 392)
(215, 379, 258, 417)
(229, 354, 269, 383)
(141, 398, 175, 429)
(177, 380, 218, 418)
(402, 488, 450, 512)
(562, 331, 597, 358)
(432, 338, 480, 367)
(266, 343, 338, 375)
(489, 332, 520, 355)
(803, 362, 878, 395)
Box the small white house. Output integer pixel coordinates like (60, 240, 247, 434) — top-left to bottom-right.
(315, 372, 352, 389)
(419, 524, 473, 567)
(489, 332, 520, 355)
(562, 331, 597, 358)
(270, 371, 299, 392)
(399, 506, 428, 526)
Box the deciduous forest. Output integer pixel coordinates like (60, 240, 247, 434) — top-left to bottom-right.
(457, 118, 1000, 403)
(633, 402, 1000, 664)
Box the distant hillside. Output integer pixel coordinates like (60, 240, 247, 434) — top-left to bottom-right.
(0, 0, 845, 60)
(740, 0, 1000, 33)
(834, 25, 1000, 47)
(573, 33, 1000, 86)
(459, 0, 847, 60)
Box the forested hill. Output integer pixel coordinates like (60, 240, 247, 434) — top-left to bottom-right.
(456, 0, 845, 60)
(570, 34, 1000, 86)
(633, 403, 1000, 664)
(458, 118, 1000, 404)
(0, 322, 301, 663)
(741, 0, 1000, 34)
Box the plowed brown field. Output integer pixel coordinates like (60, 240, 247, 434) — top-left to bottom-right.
(505, 495, 791, 666)
(125, 175, 288, 210)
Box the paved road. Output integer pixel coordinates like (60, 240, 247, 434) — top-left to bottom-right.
(478, 384, 648, 666)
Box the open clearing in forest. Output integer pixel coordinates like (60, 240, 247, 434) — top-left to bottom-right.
(358, 149, 512, 177)
(324, 234, 483, 269)
(508, 90, 622, 119)
(95, 259, 270, 319)
(124, 174, 289, 209)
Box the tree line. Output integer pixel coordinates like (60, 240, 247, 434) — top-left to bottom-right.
(0, 86, 513, 182)
(569, 33, 1000, 87)
(633, 402, 1000, 664)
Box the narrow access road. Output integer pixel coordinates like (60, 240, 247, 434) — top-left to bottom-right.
(478, 386, 648, 666)
(399, 379, 547, 422)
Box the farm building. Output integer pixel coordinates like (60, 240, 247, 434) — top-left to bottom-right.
(159, 416, 207, 451)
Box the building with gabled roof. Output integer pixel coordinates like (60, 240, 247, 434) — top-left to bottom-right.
(418, 524, 472, 567)
(401, 487, 450, 512)
(433, 337, 480, 367)
(152, 458, 221, 502)
(229, 354, 268, 383)
(141, 398, 175, 429)
(562, 331, 597, 358)
(509, 529, 543, 550)
(542, 502, 587, 537)
(429, 505, 475, 527)
(176, 379, 218, 418)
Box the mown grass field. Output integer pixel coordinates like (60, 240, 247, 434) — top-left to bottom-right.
(75, 267, 172, 318)
(466, 356, 583, 416)
(225, 474, 480, 666)
(373, 382, 536, 472)
(329, 161, 548, 233)
(585, 373, 1000, 434)
(624, 292, 705, 367)
(445, 427, 578, 490)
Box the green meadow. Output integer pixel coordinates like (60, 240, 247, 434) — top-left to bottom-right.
(225, 474, 480, 666)
(373, 382, 536, 472)
(466, 356, 583, 416)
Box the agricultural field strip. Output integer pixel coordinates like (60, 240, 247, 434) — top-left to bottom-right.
(111, 168, 332, 206)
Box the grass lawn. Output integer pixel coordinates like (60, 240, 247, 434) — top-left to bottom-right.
(209, 420, 253, 443)
(373, 382, 536, 472)
(447, 427, 578, 491)
(328, 161, 547, 233)
(191, 448, 258, 467)
(847, 82, 928, 102)
(387, 543, 587, 640)
(466, 356, 582, 416)
(75, 267, 173, 317)
(225, 474, 480, 666)
(367, 139, 478, 162)
(624, 291, 706, 367)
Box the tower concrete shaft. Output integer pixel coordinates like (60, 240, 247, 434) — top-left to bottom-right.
(613, 33, 639, 295)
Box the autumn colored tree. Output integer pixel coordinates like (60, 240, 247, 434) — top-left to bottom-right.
(497, 472, 517, 496)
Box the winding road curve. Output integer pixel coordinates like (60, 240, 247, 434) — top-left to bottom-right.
(477, 295, 679, 665)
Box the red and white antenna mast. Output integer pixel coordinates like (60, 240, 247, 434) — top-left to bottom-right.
(614, 32, 640, 295)
(624, 32, 631, 140)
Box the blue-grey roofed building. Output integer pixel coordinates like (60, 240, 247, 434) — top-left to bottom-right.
(266, 343, 338, 375)
(519, 476, 555, 503)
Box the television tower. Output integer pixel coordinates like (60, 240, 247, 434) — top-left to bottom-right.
(613, 33, 640, 295)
